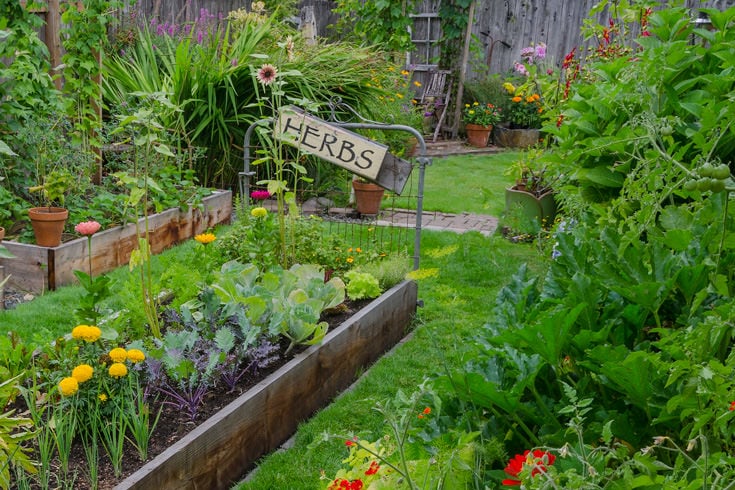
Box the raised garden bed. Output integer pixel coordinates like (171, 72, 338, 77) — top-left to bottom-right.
(0, 190, 232, 294)
(114, 279, 418, 490)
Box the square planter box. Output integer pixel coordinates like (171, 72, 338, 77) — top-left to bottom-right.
(115, 279, 418, 490)
(1, 190, 232, 294)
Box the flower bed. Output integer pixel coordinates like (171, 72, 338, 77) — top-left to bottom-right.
(0, 190, 232, 293)
(114, 280, 418, 490)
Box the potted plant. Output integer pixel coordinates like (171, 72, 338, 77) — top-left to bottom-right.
(504, 150, 557, 225)
(352, 177, 385, 215)
(462, 101, 502, 148)
(28, 168, 75, 247)
(495, 82, 544, 148)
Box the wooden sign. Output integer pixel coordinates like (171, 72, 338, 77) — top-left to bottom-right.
(274, 106, 413, 195)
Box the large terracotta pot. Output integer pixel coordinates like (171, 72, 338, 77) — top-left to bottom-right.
(28, 207, 68, 247)
(465, 123, 493, 148)
(494, 126, 540, 148)
(352, 180, 385, 215)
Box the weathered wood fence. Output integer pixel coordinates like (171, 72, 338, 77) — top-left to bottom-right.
(26, 0, 735, 81)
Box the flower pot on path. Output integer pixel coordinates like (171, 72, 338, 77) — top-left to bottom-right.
(465, 123, 493, 148)
(28, 207, 68, 247)
(352, 180, 385, 215)
(494, 126, 540, 148)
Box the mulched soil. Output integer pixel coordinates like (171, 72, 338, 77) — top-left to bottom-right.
(10, 297, 371, 490)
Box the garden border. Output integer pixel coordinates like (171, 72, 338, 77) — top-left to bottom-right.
(0, 190, 232, 294)
(115, 279, 418, 489)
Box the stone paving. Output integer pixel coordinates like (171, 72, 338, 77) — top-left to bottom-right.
(377, 208, 498, 236)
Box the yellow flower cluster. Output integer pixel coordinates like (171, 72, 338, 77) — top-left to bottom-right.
(71, 324, 101, 342)
(109, 347, 127, 362)
(109, 362, 128, 378)
(58, 325, 147, 397)
(71, 364, 94, 383)
(195, 232, 216, 245)
(58, 377, 79, 396)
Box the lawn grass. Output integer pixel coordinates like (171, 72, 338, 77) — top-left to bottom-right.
(388, 150, 522, 216)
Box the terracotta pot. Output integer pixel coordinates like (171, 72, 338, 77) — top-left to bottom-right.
(494, 126, 540, 148)
(465, 123, 493, 148)
(352, 180, 385, 215)
(28, 207, 68, 247)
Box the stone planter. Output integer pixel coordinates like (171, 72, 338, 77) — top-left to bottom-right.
(115, 280, 418, 490)
(494, 126, 541, 148)
(1, 191, 232, 293)
(505, 186, 557, 225)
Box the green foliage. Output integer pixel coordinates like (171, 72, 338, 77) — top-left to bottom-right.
(344, 271, 381, 300)
(0, 375, 37, 489)
(332, 0, 421, 54)
(546, 4, 735, 242)
(207, 261, 346, 354)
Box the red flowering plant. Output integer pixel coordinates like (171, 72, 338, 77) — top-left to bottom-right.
(320, 387, 476, 488)
(501, 449, 557, 486)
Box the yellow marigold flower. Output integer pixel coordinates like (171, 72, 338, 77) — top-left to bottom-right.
(109, 362, 128, 378)
(512, 96, 523, 103)
(464, 103, 470, 108)
(71, 325, 101, 342)
(413, 81, 422, 87)
(473, 101, 479, 106)
(109, 347, 127, 363)
(346, 257, 354, 264)
(195, 232, 216, 245)
(98, 393, 108, 402)
(250, 207, 268, 218)
(72, 364, 94, 383)
(356, 247, 362, 253)
(469, 110, 475, 115)
(127, 349, 145, 363)
(396, 93, 404, 99)
(58, 377, 79, 397)
(400, 69, 409, 76)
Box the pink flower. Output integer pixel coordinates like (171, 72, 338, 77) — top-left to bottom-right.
(256, 64, 278, 85)
(534, 42, 547, 59)
(514, 62, 528, 76)
(250, 190, 271, 200)
(75, 221, 101, 236)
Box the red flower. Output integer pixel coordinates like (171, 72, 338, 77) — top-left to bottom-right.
(365, 460, 380, 475)
(330, 479, 364, 490)
(423, 407, 432, 414)
(502, 449, 556, 486)
(729, 401, 735, 411)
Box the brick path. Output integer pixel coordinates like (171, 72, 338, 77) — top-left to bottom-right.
(377, 208, 498, 236)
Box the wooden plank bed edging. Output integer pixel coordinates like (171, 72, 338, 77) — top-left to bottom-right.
(1, 190, 232, 293)
(115, 279, 419, 490)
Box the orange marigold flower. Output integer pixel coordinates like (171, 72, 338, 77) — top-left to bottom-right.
(512, 96, 523, 103)
(195, 232, 216, 245)
(71, 324, 101, 342)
